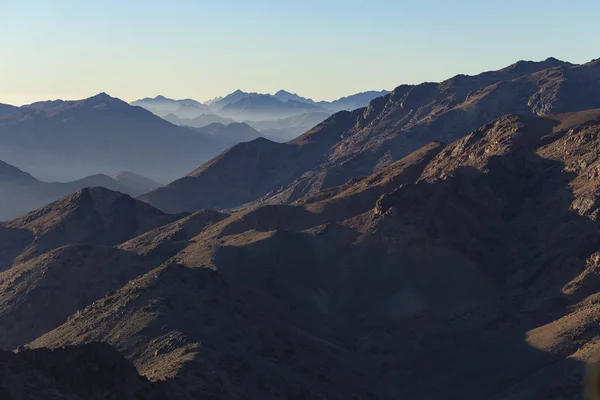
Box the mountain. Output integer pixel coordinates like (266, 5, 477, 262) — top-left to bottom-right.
(196, 122, 263, 142)
(0, 186, 184, 270)
(0, 93, 251, 183)
(208, 89, 253, 109)
(0, 159, 35, 181)
(0, 343, 184, 400)
(317, 90, 390, 112)
(111, 171, 162, 193)
(247, 112, 331, 142)
(143, 57, 599, 214)
(139, 111, 359, 213)
(220, 94, 329, 121)
(130, 95, 209, 117)
(272, 89, 315, 104)
(0, 103, 23, 117)
(26, 109, 600, 398)
(4, 58, 600, 399)
(0, 160, 161, 220)
(162, 112, 236, 128)
(204, 95, 223, 105)
(0, 245, 153, 349)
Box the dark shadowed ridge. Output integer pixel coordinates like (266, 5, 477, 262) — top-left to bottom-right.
(0, 343, 186, 399)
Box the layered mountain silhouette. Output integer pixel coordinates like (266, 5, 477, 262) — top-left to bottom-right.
(130, 95, 209, 117)
(111, 171, 162, 193)
(272, 89, 315, 104)
(144, 57, 600, 214)
(316, 90, 391, 112)
(208, 89, 253, 109)
(0, 93, 260, 182)
(0, 160, 161, 220)
(195, 122, 263, 142)
(163, 113, 236, 128)
(3, 58, 600, 399)
(165, 111, 330, 141)
(219, 94, 329, 121)
(247, 111, 331, 142)
(134, 89, 388, 121)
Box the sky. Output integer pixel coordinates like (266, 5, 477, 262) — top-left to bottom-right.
(1, 0, 599, 105)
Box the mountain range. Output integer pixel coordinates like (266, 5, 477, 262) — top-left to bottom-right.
(0, 108, 597, 398)
(162, 113, 236, 128)
(129, 95, 210, 117)
(164, 111, 331, 142)
(132, 89, 390, 123)
(143, 57, 600, 214)
(0, 159, 161, 220)
(0, 93, 262, 183)
(3, 57, 600, 399)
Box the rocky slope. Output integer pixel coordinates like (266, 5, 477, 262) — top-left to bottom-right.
(27, 109, 600, 399)
(0, 187, 184, 271)
(0, 245, 154, 349)
(143, 57, 600, 214)
(0, 343, 185, 400)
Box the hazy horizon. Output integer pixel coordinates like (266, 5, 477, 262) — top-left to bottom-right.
(2, 0, 599, 106)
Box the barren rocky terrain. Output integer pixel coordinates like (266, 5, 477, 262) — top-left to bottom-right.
(0, 106, 599, 397)
(2, 58, 600, 398)
(143, 57, 600, 214)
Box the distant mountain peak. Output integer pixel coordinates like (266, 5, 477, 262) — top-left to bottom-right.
(275, 89, 295, 96)
(89, 92, 112, 100)
(502, 57, 573, 74)
(273, 90, 315, 104)
(84, 92, 119, 106)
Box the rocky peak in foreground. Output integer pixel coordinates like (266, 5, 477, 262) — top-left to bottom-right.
(0, 187, 185, 270)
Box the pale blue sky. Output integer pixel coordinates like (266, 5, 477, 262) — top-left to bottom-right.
(1, 0, 598, 105)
